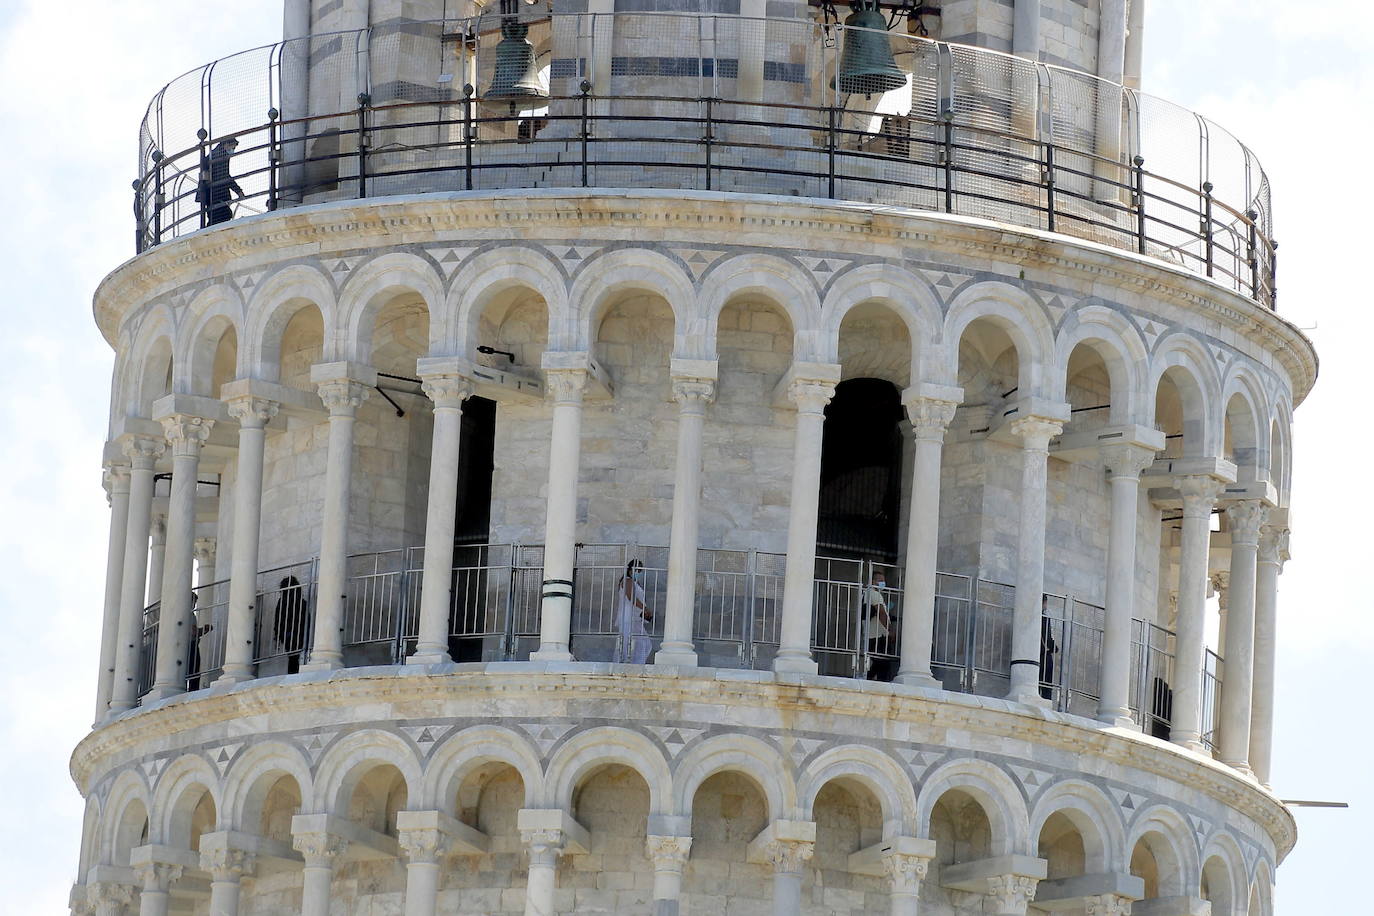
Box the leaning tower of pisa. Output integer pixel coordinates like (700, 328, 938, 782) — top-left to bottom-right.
(71, 1, 1313, 914)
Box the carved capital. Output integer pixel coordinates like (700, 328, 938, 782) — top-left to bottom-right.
(103, 463, 132, 498)
(544, 368, 588, 405)
(1084, 894, 1134, 916)
(788, 379, 836, 416)
(135, 862, 183, 891)
(1100, 442, 1158, 479)
(881, 850, 931, 894)
(69, 885, 95, 916)
(200, 846, 255, 880)
(292, 830, 349, 866)
(398, 827, 450, 865)
(160, 414, 214, 457)
(1259, 525, 1291, 568)
(521, 827, 567, 868)
(1211, 571, 1230, 611)
(1224, 499, 1268, 547)
(761, 838, 814, 875)
(904, 396, 959, 442)
(121, 434, 166, 469)
(149, 514, 168, 543)
(984, 874, 1039, 913)
(421, 374, 475, 409)
(645, 834, 692, 871)
(193, 537, 217, 567)
(225, 395, 279, 429)
(671, 377, 716, 411)
(316, 379, 369, 416)
(1008, 415, 1062, 450)
(85, 882, 134, 911)
(1178, 475, 1225, 519)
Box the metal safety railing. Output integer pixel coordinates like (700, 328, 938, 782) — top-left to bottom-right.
(132, 12, 1277, 308)
(146, 542, 1216, 740)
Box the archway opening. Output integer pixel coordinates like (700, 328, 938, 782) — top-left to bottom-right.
(567, 764, 652, 899)
(1201, 854, 1236, 916)
(1128, 830, 1185, 899)
(929, 788, 994, 867)
(685, 771, 773, 908)
(812, 779, 886, 900)
(112, 799, 149, 867)
(1036, 810, 1087, 881)
(345, 763, 408, 839)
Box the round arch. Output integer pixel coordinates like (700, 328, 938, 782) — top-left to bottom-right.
(337, 251, 444, 363)
(1126, 804, 1200, 896)
(915, 758, 1030, 857)
(421, 725, 545, 813)
(672, 733, 796, 823)
(242, 263, 337, 380)
(310, 729, 423, 814)
(543, 726, 672, 815)
(174, 284, 244, 396)
(699, 253, 823, 362)
(1052, 306, 1150, 424)
(1028, 779, 1127, 873)
(796, 744, 918, 837)
(221, 740, 314, 832)
(941, 281, 1056, 398)
(448, 245, 568, 358)
(1147, 333, 1225, 458)
(150, 753, 222, 846)
(818, 263, 944, 385)
(566, 248, 697, 355)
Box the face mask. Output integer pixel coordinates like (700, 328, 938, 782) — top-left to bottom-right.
(632, 570, 644, 584)
(874, 582, 885, 591)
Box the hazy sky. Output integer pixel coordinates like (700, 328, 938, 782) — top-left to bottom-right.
(0, 1, 1367, 912)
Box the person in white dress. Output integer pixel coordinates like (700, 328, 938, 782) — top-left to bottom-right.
(616, 559, 654, 664)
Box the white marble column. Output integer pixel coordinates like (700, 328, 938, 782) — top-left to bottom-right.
(896, 389, 959, 687)
(146, 515, 167, 608)
(775, 373, 838, 675)
(194, 538, 218, 588)
(306, 371, 371, 670)
(882, 847, 933, 916)
(399, 827, 450, 916)
(1006, 415, 1065, 704)
(95, 463, 132, 723)
(645, 835, 692, 915)
(110, 435, 166, 714)
(762, 838, 814, 915)
(201, 846, 254, 916)
(521, 828, 566, 916)
(220, 396, 278, 683)
(1171, 475, 1224, 751)
(1250, 524, 1288, 788)
(1219, 499, 1267, 773)
(292, 829, 347, 916)
(532, 364, 588, 661)
(135, 862, 180, 916)
(1097, 442, 1158, 725)
(657, 366, 717, 667)
(410, 369, 475, 665)
(148, 415, 214, 700)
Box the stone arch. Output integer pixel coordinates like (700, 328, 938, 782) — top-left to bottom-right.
(421, 725, 544, 813)
(150, 754, 221, 847)
(1251, 859, 1274, 916)
(1148, 333, 1224, 458)
(337, 252, 444, 363)
(310, 729, 423, 813)
(700, 254, 823, 362)
(915, 758, 1030, 856)
(79, 795, 102, 877)
(242, 263, 337, 380)
(796, 744, 918, 837)
(819, 263, 944, 384)
(449, 246, 567, 358)
(672, 733, 797, 823)
(221, 741, 313, 832)
(102, 770, 151, 865)
(1028, 779, 1126, 873)
(1052, 306, 1150, 425)
(123, 306, 177, 417)
(1221, 366, 1269, 483)
(174, 285, 244, 396)
(544, 726, 672, 815)
(942, 281, 1056, 397)
(1200, 832, 1246, 916)
(1126, 804, 1199, 897)
(566, 248, 696, 355)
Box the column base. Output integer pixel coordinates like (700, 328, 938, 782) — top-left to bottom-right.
(654, 647, 699, 668)
(894, 670, 940, 689)
(215, 667, 254, 686)
(1170, 736, 1207, 755)
(142, 684, 184, 702)
(529, 646, 573, 662)
(1005, 687, 1052, 708)
(1220, 758, 1254, 778)
(1096, 708, 1138, 730)
(772, 654, 818, 676)
(301, 656, 342, 673)
(406, 651, 452, 667)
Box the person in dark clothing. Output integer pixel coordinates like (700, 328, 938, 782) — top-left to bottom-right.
(274, 576, 307, 674)
(199, 138, 244, 225)
(1039, 596, 1058, 701)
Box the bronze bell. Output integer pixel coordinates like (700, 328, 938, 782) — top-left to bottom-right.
(833, 3, 906, 97)
(483, 18, 547, 106)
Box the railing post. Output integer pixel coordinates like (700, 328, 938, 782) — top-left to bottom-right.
(463, 83, 475, 191)
(132, 179, 145, 254)
(151, 150, 165, 246)
(1246, 209, 1260, 302)
(1058, 601, 1073, 713)
(579, 80, 592, 188)
(964, 577, 978, 691)
(1043, 143, 1056, 233)
(702, 97, 714, 192)
(1201, 180, 1215, 277)
(355, 92, 370, 199)
(941, 109, 954, 214)
(266, 107, 280, 211)
(826, 106, 838, 199)
(196, 129, 210, 230)
(1269, 240, 1279, 309)
(1132, 155, 1147, 254)
(745, 547, 757, 667)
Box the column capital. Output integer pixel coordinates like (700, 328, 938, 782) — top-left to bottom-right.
(881, 848, 932, 894)
(902, 393, 960, 441)
(83, 882, 135, 911)
(292, 829, 349, 866)
(1084, 894, 1134, 916)
(1210, 571, 1230, 611)
(787, 378, 836, 415)
(1178, 474, 1226, 517)
(397, 826, 451, 866)
(420, 373, 475, 409)
(1008, 415, 1063, 449)
(1259, 525, 1291, 567)
(135, 861, 183, 891)
(193, 537, 217, 566)
(149, 514, 168, 542)
(225, 395, 280, 429)
(645, 834, 692, 869)
(986, 873, 1040, 912)
(199, 845, 256, 880)
(315, 378, 370, 416)
(520, 827, 568, 869)
(1224, 499, 1268, 547)
(159, 413, 215, 457)
(120, 433, 166, 469)
(1100, 441, 1158, 479)
(103, 463, 132, 497)
(671, 376, 717, 409)
(759, 837, 814, 875)
(543, 366, 588, 405)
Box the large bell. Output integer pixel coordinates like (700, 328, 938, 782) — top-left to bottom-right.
(483, 19, 547, 107)
(833, 5, 906, 97)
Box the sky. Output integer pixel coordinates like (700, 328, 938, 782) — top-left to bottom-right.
(0, 0, 1368, 912)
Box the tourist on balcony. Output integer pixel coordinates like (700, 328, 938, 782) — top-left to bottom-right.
(615, 559, 653, 665)
(865, 570, 896, 681)
(1039, 596, 1059, 701)
(198, 137, 243, 226)
(274, 576, 307, 674)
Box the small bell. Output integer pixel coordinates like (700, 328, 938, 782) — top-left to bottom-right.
(833, 3, 906, 97)
(483, 18, 547, 107)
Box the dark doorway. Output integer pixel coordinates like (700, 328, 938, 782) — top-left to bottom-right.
(449, 396, 496, 662)
(816, 378, 904, 562)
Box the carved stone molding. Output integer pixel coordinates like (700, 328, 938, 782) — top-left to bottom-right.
(761, 838, 814, 875)
(1224, 499, 1268, 547)
(316, 379, 369, 416)
(120, 434, 166, 469)
(903, 396, 959, 441)
(1008, 416, 1063, 450)
(420, 374, 476, 410)
(1101, 442, 1158, 480)
(645, 834, 692, 872)
(544, 368, 588, 405)
(159, 414, 214, 457)
(787, 379, 836, 415)
(225, 395, 280, 429)
(1179, 475, 1226, 518)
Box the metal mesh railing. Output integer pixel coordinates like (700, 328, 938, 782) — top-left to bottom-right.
(132, 12, 1277, 308)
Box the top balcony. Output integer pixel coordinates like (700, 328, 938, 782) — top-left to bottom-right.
(132, 12, 1277, 308)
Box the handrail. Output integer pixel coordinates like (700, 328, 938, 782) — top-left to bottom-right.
(131, 12, 1277, 308)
